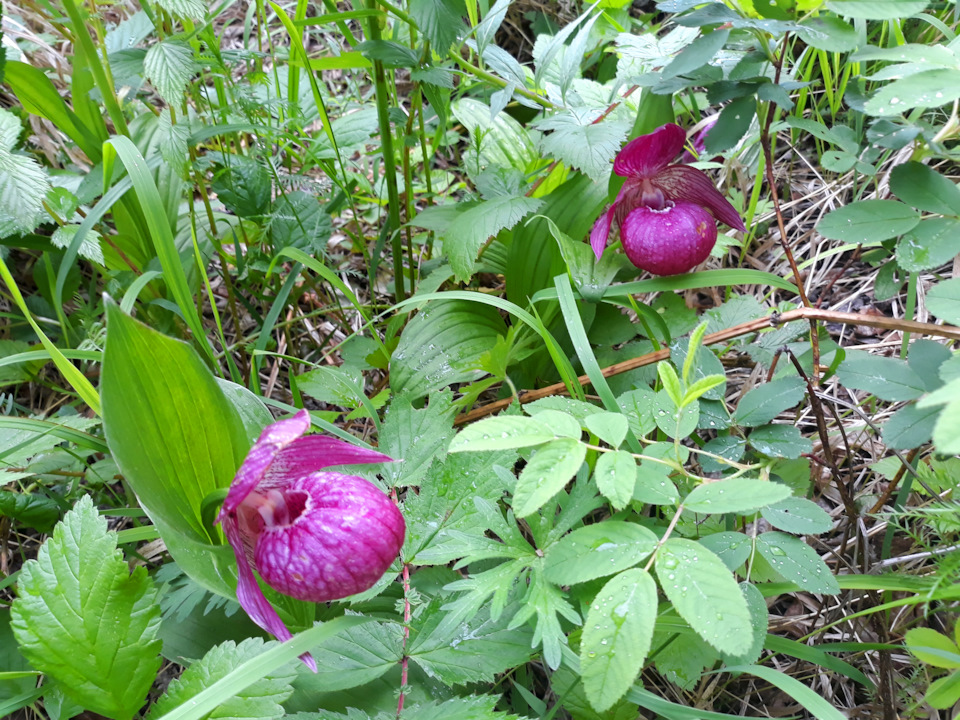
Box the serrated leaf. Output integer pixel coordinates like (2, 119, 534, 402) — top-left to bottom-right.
(720, 582, 768, 666)
(155, 0, 206, 19)
(761, 497, 833, 535)
(756, 531, 840, 594)
(594, 451, 637, 510)
(0, 121, 50, 237)
(508, 567, 579, 670)
(148, 638, 295, 720)
(144, 40, 193, 106)
(890, 161, 960, 216)
(51, 224, 104, 264)
(734, 376, 805, 427)
(536, 109, 629, 182)
(581, 569, 657, 712)
(655, 538, 752, 655)
(617, 387, 658, 438)
(684, 477, 791, 515)
(543, 521, 658, 585)
(817, 199, 919, 243)
(11, 496, 161, 720)
(584, 412, 628, 448)
(837, 350, 926, 401)
(294, 620, 403, 692)
(379, 391, 456, 487)
(450, 416, 555, 452)
(269, 191, 332, 254)
(747, 424, 813, 459)
(882, 402, 938, 450)
(408, 0, 465, 50)
(513, 438, 587, 517)
(696, 531, 752, 572)
(0, 491, 61, 533)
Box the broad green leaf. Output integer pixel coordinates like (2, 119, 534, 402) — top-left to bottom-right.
(392, 299, 506, 400)
(594, 450, 638, 510)
(865, 69, 960, 117)
(826, 0, 929, 19)
(796, 15, 859, 52)
(837, 350, 926, 401)
(747, 424, 813, 459)
(655, 539, 752, 655)
(926, 671, 960, 709)
(908, 339, 951, 392)
(761, 497, 833, 535)
(705, 95, 755, 154)
(634, 462, 679, 505)
(268, 191, 332, 254)
(101, 303, 248, 545)
(933, 400, 960, 455)
(148, 638, 295, 720)
(581, 569, 657, 712)
(756, 532, 840, 594)
(654, 390, 699, 438)
(584, 411, 629, 448)
(696, 531, 751, 572)
(617, 387, 658, 438)
(144, 40, 194, 106)
(927, 278, 960, 324)
(51, 225, 104, 264)
(408, 0, 464, 50)
(0, 108, 50, 237)
(449, 416, 555, 452)
(0, 609, 36, 703)
(513, 438, 587, 517)
(882, 402, 938, 450)
(11, 497, 161, 720)
(896, 218, 960, 272)
(379, 391, 456, 487)
(536, 108, 629, 182)
(0, 491, 60, 533)
(816, 199, 919, 243)
(532, 409, 582, 440)
(155, 0, 206, 19)
(720, 583, 768, 666)
(890, 162, 960, 216)
(543, 521, 658, 585)
(905, 628, 960, 669)
(733, 376, 805, 427)
(684, 477, 791, 515)
(662, 28, 729, 79)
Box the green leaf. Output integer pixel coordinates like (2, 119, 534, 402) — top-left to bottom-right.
(896, 218, 960, 272)
(796, 15, 859, 52)
(657, 362, 683, 407)
(513, 438, 587, 517)
(543, 521, 658, 585)
(756, 531, 840, 594)
(882, 402, 938, 450)
(0, 108, 50, 238)
(721, 664, 847, 720)
(449, 416, 555, 452)
(580, 569, 657, 712)
(531, 409, 582, 440)
(905, 628, 960, 669)
(11, 496, 161, 720)
(584, 411, 629, 448)
(51, 225, 104, 264)
(684, 477, 791, 515)
(909, 339, 951, 392)
(927, 278, 960, 324)
(148, 639, 295, 720)
(682, 375, 726, 407)
(655, 538, 752, 655)
(865, 69, 960, 117)
(294, 620, 402, 692)
(268, 191, 332, 255)
(697, 531, 751, 572)
(594, 450, 638, 510)
(837, 350, 926, 401)
(654, 390, 699, 438)
(415, 196, 543, 282)
(0, 491, 61, 533)
(155, 0, 206, 19)
(926, 670, 960, 709)
(720, 583, 768, 666)
(379, 391, 456, 487)
(826, 0, 929, 19)
(392, 299, 507, 400)
(409, 598, 534, 685)
(536, 109, 629, 182)
(761, 497, 833, 535)
(407, 0, 464, 50)
(890, 162, 960, 216)
(662, 29, 730, 80)
(144, 40, 194, 106)
(733, 376, 805, 427)
(747, 424, 813, 459)
(933, 400, 960, 455)
(508, 566, 580, 671)
(617, 387, 658, 438)
(634, 462, 679, 505)
(816, 199, 919, 243)
(704, 96, 755, 154)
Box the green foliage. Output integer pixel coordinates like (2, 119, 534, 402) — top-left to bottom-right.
(11, 496, 162, 720)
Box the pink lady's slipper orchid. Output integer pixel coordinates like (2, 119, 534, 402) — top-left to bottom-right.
(591, 122, 745, 276)
(216, 410, 404, 671)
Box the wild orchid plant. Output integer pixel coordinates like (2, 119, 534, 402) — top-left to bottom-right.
(217, 410, 405, 670)
(591, 122, 745, 276)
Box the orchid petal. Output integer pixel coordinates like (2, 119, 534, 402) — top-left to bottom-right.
(654, 165, 746, 231)
(613, 123, 686, 179)
(222, 515, 318, 671)
(263, 436, 393, 487)
(219, 410, 313, 518)
(590, 203, 618, 259)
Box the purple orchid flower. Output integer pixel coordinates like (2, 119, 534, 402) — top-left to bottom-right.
(590, 122, 745, 276)
(216, 409, 404, 671)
